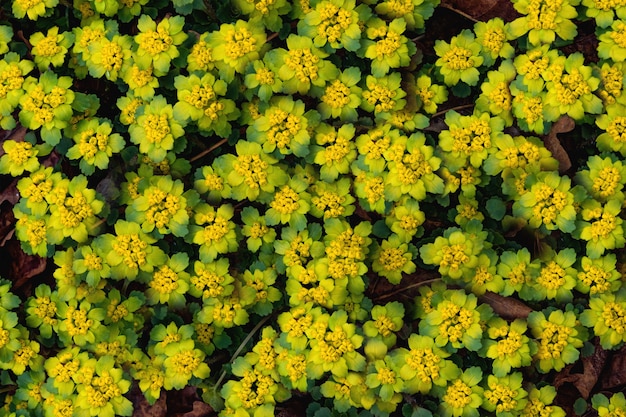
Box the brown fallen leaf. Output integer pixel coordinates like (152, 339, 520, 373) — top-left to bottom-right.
(554, 339, 608, 399)
(0, 179, 20, 207)
(131, 387, 167, 417)
(440, 0, 519, 22)
(1, 239, 46, 290)
(0, 203, 15, 247)
(479, 291, 533, 320)
(179, 401, 214, 417)
(600, 344, 626, 390)
(168, 386, 205, 416)
(543, 115, 574, 173)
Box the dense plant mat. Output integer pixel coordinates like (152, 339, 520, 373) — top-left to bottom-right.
(1, 0, 626, 416)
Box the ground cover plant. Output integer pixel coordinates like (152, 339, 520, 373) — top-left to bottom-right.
(2, 0, 626, 415)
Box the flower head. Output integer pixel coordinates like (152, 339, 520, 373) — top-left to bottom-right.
(434, 29, 483, 86)
(306, 309, 365, 379)
(248, 96, 317, 158)
(575, 155, 626, 202)
(215, 140, 288, 202)
(73, 355, 133, 417)
(146, 253, 190, 308)
(576, 198, 626, 258)
(528, 307, 587, 373)
(207, 19, 268, 81)
(46, 175, 104, 244)
(189, 203, 238, 262)
(474, 18, 514, 66)
(522, 385, 566, 417)
(419, 226, 484, 281)
(531, 248, 578, 302)
(513, 171, 580, 233)
(173, 72, 238, 138)
(134, 15, 187, 76)
(371, 234, 417, 284)
(437, 366, 484, 417)
(127, 174, 193, 237)
(87, 33, 132, 81)
(297, 0, 365, 52)
(362, 18, 416, 77)
(12, 0, 59, 20)
(483, 317, 535, 376)
(128, 95, 186, 163)
(419, 289, 492, 352)
(0, 138, 40, 177)
(19, 71, 75, 145)
(581, 290, 626, 349)
(576, 254, 622, 296)
(508, 0, 580, 45)
(543, 53, 602, 121)
(96, 219, 167, 281)
(361, 72, 407, 116)
(384, 131, 444, 201)
(415, 73, 448, 114)
(66, 117, 125, 175)
(438, 110, 503, 171)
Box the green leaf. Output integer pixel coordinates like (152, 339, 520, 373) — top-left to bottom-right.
(486, 197, 506, 221)
(372, 220, 391, 239)
(573, 397, 588, 416)
(402, 404, 433, 417)
(202, 387, 225, 412)
(451, 81, 471, 98)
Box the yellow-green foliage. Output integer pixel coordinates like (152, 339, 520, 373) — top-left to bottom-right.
(3, 0, 626, 416)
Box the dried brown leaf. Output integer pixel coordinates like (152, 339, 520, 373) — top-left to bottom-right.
(2, 239, 46, 290)
(0, 179, 20, 207)
(601, 344, 626, 390)
(440, 0, 519, 22)
(479, 291, 532, 320)
(179, 401, 213, 417)
(554, 340, 608, 399)
(132, 390, 167, 417)
(543, 116, 574, 173)
(0, 203, 15, 247)
(168, 387, 205, 416)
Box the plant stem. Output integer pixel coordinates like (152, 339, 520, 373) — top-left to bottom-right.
(375, 277, 442, 301)
(433, 103, 474, 118)
(190, 138, 228, 163)
(213, 314, 272, 392)
(440, 3, 479, 23)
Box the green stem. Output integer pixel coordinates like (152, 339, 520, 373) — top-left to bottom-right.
(190, 137, 228, 163)
(213, 314, 272, 392)
(375, 277, 442, 301)
(440, 3, 479, 23)
(433, 103, 474, 118)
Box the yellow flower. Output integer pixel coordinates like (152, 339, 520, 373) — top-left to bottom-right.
(128, 95, 186, 163)
(12, 0, 59, 20)
(528, 308, 586, 373)
(434, 29, 483, 86)
(87, 34, 133, 81)
(134, 15, 187, 76)
(30, 26, 73, 71)
(509, 0, 580, 45)
(297, 0, 364, 51)
(363, 18, 416, 77)
(513, 171, 579, 233)
(0, 139, 40, 176)
(361, 72, 407, 115)
(207, 19, 268, 82)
